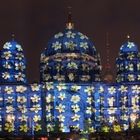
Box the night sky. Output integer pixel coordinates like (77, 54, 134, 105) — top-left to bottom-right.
(0, 0, 140, 83)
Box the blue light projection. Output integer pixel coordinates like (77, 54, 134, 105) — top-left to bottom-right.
(0, 25, 139, 136)
(0, 41, 27, 84)
(40, 28, 101, 83)
(116, 41, 140, 83)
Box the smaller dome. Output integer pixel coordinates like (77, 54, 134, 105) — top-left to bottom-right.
(0, 40, 27, 84)
(116, 39, 140, 83)
(120, 41, 138, 53)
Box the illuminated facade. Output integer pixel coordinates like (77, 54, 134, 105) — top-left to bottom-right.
(0, 18, 140, 137)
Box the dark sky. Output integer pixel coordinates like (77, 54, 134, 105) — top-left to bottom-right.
(0, 0, 140, 83)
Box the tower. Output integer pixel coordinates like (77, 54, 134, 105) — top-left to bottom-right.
(0, 36, 27, 84)
(103, 33, 113, 83)
(116, 35, 140, 83)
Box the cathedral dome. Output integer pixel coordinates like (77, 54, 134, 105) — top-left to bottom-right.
(40, 23, 101, 83)
(116, 37, 140, 83)
(44, 28, 97, 56)
(0, 39, 27, 84)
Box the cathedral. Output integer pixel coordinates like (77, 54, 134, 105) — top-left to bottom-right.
(0, 13, 140, 138)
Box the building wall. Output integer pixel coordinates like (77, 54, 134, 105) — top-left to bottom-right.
(0, 82, 139, 135)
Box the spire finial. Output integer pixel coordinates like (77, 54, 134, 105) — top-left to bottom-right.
(66, 6, 74, 29)
(127, 34, 130, 42)
(12, 33, 15, 41)
(68, 6, 72, 22)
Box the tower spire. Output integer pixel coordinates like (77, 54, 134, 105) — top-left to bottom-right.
(106, 32, 111, 69)
(103, 32, 113, 83)
(66, 6, 74, 29)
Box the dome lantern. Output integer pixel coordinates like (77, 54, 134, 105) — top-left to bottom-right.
(66, 7, 74, 30)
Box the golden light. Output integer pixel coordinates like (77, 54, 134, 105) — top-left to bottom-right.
(6, 114, 15, 123)
(130, 113, 137, 122)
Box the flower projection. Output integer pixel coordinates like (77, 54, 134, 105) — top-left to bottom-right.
(40, 28, 101, 83)
(0, 61, 139, 136)
(0, 40, 27, 84)
(0, 21, 140, 137)
(116, 41, 140, 82)
(0, 84, 43, 135)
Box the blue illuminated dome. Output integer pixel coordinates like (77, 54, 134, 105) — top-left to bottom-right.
(116, 38, 140, 83)
(120, 41, 138, 53)
(40, 25, 101, 83)
(44, 29, 97, 56)
(0, 40, 27, 84)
